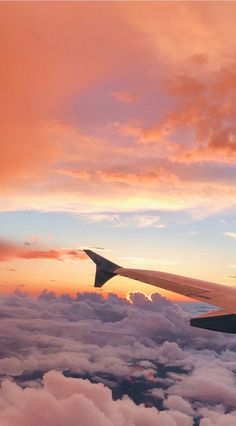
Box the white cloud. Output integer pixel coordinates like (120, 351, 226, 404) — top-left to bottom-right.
(224, 232, 236, 239)
(85, 213, 165, 228)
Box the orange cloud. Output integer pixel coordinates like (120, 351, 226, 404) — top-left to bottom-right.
(0, 3, 142, 189)
(96, 167, 179, 186)
(120, 61, 236, 165)
(124, 2, 236, 66)
(1, 2, 236, 218)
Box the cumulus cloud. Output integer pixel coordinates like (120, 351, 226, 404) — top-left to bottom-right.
(0, 370, 193, 426)
(163, 395, 194, 416)
(0, 290, 235, 425)
(168, 365, 236, 407)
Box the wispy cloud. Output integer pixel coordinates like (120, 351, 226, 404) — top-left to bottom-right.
(86, 213, 165, 228)
(224, 231, 236, 239)
(111, 90, 137, 104)
(0, 239, 86, 262)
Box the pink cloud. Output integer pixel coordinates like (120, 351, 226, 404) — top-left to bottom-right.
(0, 370, 193, 426)
(0, 239, 86, 262)
(0, 3, 143, 189)
(0, 3, 236, 218)
(111, 91, 138, 104)
(168, 365, 236, 407)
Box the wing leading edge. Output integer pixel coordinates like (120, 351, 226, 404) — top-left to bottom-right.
(84, 250, 236, 333)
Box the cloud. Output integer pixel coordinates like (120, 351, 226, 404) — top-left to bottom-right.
(163, 395, 194, 416)
(168, 365, 236, 407)
(0, 3, 236, 219)
(0, 3, 142, 191)
(198, 407, 236, 426)
(126, 2, 236, 66)
(224, 232, 236, 240)
(0, 290, 235, 425)
(140, 63, 236, 165)
(86, 213, 165, 228)
(111, 90, 138, 104)
(0, 370, 194, 426)
(0, 239, 86, 262)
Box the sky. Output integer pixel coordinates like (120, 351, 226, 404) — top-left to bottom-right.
(1, 2, 236, 299)
(1, 4, 236, 426)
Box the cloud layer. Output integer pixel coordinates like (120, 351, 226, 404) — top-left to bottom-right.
(0, 290, 236, 425)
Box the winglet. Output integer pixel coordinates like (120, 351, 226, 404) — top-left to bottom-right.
(84, 250, 120, 287)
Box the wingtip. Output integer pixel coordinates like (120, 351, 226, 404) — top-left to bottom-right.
(84, 249, 120, 288)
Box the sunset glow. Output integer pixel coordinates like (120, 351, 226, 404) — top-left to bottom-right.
(1, 2, 236, 299)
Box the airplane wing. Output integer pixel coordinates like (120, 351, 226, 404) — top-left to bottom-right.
(84, 250, 236, 333)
